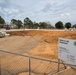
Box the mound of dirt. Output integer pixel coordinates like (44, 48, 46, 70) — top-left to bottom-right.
(0, 36, 43, 54)
(7, 30, 76, 43)
(28, 41, 57, 59)
(6, 30, 76, 59)
(1, 30, 76, 75)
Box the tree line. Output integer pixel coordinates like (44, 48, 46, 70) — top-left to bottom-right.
(0, 16, 76, 29)
(11, 17, 54, 29)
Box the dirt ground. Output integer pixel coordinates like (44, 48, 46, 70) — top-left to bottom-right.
(0, 30, 76, 59)
(0, 30, 76, 75)
(6, 30, 76, 59)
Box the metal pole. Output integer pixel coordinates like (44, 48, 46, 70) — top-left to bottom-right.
(61, 60, 67, 69)
(0, 59, 1, 75)
(58, 59, 60, 72)
(29, 57, 31, 75)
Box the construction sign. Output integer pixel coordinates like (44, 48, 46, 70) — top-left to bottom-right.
(58, 38, 76, 65)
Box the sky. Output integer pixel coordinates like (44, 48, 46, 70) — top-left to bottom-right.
(0, 0, 76, 25)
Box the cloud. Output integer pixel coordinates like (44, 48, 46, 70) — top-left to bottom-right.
(0, 0, 6, 3)
(41, 3, 52, 12)
(0, 0, 76, 25)
(61, 13, 71, 17)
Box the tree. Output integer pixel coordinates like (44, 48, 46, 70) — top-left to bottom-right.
(55, 21, 64, 29)
(0, 16, 5, 28)
(44, 22, 55, 29)
(39, 22, 53, 29)
(11, 19, 23, 29)
(11, 19, 17, 25)
(24, 17, 33, 29)
(39, 22, 46, 29)
(16, 20, 23, 29)
(0, 16, 5, 24)
(72, 24, 76, 28)
(65, 22, 71, 29)
(33, 22, 39, 29)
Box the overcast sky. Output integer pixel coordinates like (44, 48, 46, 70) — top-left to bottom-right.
(0, 0, 76, 25)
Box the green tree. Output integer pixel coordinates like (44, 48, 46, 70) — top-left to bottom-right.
(39, 22, 46, 29)
(24, 17, 33, 29)
(33, 22, 39, 29)
(65, 22, 71, 29)
(16, 20, 23, 29)
(0, 16, 5, 24)
(0, 16, 5, 28)
(39, 22, 53, 29)
(11, 19, 23, 29)
(11, 19, 17, 25)
(55, 21, 64, 29)
(72, 24, 76, 28)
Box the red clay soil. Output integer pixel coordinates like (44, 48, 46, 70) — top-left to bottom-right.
(0, 30, 76, 75)
(7, 30, 76, 59)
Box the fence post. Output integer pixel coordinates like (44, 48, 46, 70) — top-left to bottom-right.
(29, 57, 31, 75)
(0, 59, 1, 75)
(58, 59, 60, 72)
(61, 60, 67, 69)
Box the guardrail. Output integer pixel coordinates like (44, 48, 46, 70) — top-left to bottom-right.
(0, 50, 71, 75)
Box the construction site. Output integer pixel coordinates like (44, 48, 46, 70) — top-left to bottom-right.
(0, 30, 76, 75)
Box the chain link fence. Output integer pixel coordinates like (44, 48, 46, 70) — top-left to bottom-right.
(0, 50, 74, 75)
